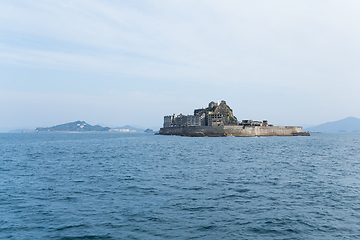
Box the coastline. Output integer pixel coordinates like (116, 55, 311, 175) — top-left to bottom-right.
(158, 125, 310, 137)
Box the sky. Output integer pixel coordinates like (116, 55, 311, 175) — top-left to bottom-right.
(1, 0, 360, 131)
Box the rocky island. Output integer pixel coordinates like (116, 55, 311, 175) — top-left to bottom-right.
(158, 100, 310, 137)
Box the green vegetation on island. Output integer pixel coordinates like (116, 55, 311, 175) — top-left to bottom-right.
(36, 121, 110, 132)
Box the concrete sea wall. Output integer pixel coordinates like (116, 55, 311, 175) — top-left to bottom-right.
(158, 125, 310, 137)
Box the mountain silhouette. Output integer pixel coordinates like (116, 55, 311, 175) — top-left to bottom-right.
(305, 117, 360, 133)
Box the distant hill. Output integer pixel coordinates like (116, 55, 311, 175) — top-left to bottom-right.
(305, 117, 360, 133)
(36, 121, 110, 132)
(113, 125, 145, 132)
(144, 128, 157, 133)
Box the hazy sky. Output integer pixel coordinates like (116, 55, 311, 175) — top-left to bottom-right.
(1, 0, 360, 131)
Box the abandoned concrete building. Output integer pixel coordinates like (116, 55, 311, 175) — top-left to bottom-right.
(163, 100, 271, 128)
(159, 100, 309, 137)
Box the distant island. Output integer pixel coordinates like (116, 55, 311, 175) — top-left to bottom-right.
(305, 117, 360, 133)
(144, 128, 156, 133)
(32, 121, 150, 133)
(36, 121, 110, 132)
(158, 100, 309, 137)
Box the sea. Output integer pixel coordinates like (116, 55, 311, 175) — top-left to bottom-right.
(1, 132, 360, 239)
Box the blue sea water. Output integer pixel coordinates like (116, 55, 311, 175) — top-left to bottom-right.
(1, 133, 360, 239)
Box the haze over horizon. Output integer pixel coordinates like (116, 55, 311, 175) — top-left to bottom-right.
(1, 1, 360, 132)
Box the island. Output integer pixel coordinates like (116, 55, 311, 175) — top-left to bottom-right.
(158, 100, 310, 137)
(305, 116, 360, 133)
(36, 121, 110, 132)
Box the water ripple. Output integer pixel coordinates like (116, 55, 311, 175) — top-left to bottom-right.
(1, 133, 360, 239)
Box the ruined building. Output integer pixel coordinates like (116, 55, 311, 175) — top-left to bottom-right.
(159, 100, 310, 137)
(164, 100, 239, 127)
